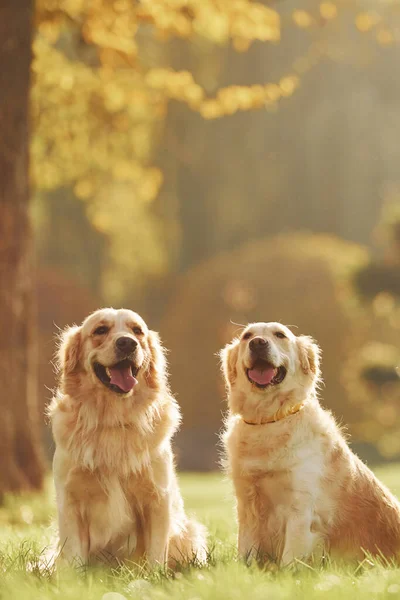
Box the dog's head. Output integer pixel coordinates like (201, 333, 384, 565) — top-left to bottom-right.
(220, 322, 321, 420)
(57, 308, 166, 398)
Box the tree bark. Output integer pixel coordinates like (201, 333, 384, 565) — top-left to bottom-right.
(0, 0, 45, 496)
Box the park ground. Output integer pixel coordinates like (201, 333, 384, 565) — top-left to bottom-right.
(1, 467, 400, 599)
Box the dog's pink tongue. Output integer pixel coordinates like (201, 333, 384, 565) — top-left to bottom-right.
(248, 366, 277, 385)
(109, 366, 137, 393)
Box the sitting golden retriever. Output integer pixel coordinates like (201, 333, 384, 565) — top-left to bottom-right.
(48, 308, 207, 567)
(221, 322, 400, 566)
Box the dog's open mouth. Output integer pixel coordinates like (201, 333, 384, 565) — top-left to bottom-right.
(246, 359, 287, 389)
(93, 359, 140, 394)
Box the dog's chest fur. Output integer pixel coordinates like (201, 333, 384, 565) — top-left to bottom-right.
(52, 394, 177, 557)
(67, 422, 156, 476)
(224, 405, 336, 555)
(226, 407, 326, 475)
(52, 392, 177, 475)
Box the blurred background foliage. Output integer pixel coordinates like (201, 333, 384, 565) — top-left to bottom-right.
(32, 0, 400, 467)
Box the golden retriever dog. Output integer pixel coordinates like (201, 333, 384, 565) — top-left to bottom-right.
(220, 322, 400, 566)
(48, 308, 207, 567)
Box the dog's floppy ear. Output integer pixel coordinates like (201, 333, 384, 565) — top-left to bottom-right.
(220, 339, 240, 388)
(146, 330, 167, 390)
(296, 335, 321, 378)
(57, 325, 82, 375)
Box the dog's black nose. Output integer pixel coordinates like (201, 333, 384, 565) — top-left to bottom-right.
(249, 337, 268, 352)
(115, 336, 137, 354)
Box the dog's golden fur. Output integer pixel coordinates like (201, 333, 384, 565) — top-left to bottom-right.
(221, 322, 400, 566)
(48, 308, 207, 567)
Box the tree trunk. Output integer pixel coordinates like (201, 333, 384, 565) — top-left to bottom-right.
(0, 0, 45, 497)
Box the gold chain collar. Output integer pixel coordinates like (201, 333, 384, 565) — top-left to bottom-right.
(242, 402, 305, 425)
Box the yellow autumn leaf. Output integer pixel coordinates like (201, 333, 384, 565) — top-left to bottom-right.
(355, 12, 381, 33)
(376, 28, 394, 46)
(292, 10, 313, 28)
(320, 2, 337, 20)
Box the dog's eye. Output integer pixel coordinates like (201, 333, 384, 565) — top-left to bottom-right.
(274, 331, 286, 339)
(93, 325, 109, 335)
(242, 331, 252, 340)
(132, 326, 143, 335)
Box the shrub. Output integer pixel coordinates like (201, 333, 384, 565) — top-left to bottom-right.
(161, 233, 367, 470)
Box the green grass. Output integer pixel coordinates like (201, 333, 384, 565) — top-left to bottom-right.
(1, 465, 400, 599)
